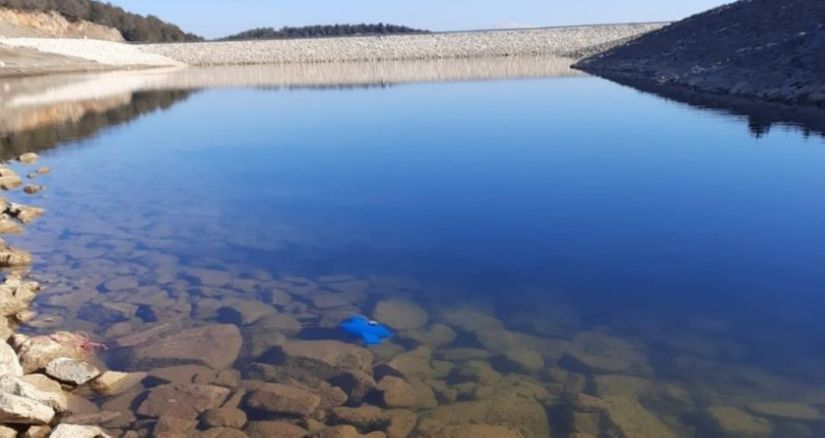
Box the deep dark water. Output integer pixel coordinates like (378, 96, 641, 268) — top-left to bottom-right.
(11, 74, 825, 437)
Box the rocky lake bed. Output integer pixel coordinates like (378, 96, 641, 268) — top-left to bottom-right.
(0, 57, 825, 437)
(2, 179, 825, 437)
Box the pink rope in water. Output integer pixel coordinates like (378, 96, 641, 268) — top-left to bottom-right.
(49, 331, 109, 352)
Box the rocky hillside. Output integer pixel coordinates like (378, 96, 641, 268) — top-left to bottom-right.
(0, 7, 122, 40)
(575, 0, 825, 106)
(0, 0, 201, 42)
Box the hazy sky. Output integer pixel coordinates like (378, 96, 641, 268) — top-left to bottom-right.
(109, 0, 730, 39)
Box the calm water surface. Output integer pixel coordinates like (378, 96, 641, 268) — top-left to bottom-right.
(6, 67, 825, 437)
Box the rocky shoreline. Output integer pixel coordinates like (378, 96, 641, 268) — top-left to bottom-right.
(0, 153, 138, 437)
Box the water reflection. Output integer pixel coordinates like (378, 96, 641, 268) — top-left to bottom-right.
(1, 55, 582, 160)
(596, 74, 825, 139)
(0, 90, 194, 160)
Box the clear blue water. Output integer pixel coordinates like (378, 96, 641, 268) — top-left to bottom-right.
(10, 73, 825, 436)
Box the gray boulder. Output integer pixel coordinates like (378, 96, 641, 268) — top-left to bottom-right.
(0, 393, 54, 424)
(45, 358, 101, 385)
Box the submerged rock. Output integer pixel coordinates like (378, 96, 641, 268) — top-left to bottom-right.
(99, 276, 139, 292)
(331, 404, 388, 429)
(565, 331, 648, 373)
(417, 395, 548, 438)
(245, 382, 321, 416)
(23, 185, 43, 195)
(62, 410, 122, 425)
(312, 293, 353, 309)
(312, 424, 387, 437)
(184, 268, 232, 287)
(703, 406, 773, 437)
(200, 427, 248, 438)
(201, 407, 247, 428)
(593, 374, 654, 399)
(475, 328, 567, 362)
(90, 370, 146, 395)
(114, 322, 180, 348)
(246, 363, 348, 410)
(601, 396, 678, 438)
(502, 348, 545, 374)
(437, 309, 504, 333)
(746, 401, 822, 420)
(137, 383, 230, 420)
(154, 415, 197, 434)
(131, 324, 241, 369)
(243, 332, 287, 361)
(217, 299, 276, 325)
(438, 348, 493, 362)
(453, 360, 501, 386)
(373, 299, 428, 330)
(272, 340, 375, 399)
(385, 409, 417, 438)
(400, 323, 457, 348)
(149, 364, 219, 385)
(383, 346, 435, 380)
(244, 421, 308, 438)
(473, 375, 554, 403)
(64, 393, 100, 416)
(376, 376, 437, 410)
(424, 424, 524, 438)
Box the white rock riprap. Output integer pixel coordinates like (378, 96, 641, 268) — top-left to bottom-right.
(0, 37, 182, 67)
(144, 24, 666, 66)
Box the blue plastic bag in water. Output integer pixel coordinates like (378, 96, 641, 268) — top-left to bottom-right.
(338, 315, 393, 346)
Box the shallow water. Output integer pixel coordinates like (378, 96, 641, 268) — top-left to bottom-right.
(4, 60, 825, 436)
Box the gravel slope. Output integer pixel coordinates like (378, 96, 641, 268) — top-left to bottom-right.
(576, 0, 825, 105)
(143, 24, 665, 65)
(0, 38, 181, 67)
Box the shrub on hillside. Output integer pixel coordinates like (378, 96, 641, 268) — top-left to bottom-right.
(222, 23, 428, 41)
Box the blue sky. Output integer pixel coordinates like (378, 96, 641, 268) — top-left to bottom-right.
(110, 0, 730, 39)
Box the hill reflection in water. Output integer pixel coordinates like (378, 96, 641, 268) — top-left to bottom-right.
(0, 56, 582, 159)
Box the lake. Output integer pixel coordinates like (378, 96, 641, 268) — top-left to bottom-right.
(3, 58, 825, 437)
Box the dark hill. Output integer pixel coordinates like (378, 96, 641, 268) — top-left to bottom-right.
(221, 23, 428, 41)
(575, 0, 825, 106)
(0, 0, 202, 42)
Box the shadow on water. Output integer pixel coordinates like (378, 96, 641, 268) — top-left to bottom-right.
(594, 73, 825, 139)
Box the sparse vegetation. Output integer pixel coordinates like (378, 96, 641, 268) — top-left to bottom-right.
(0, 0, 202, 42)
(221, 23, 428, 41)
